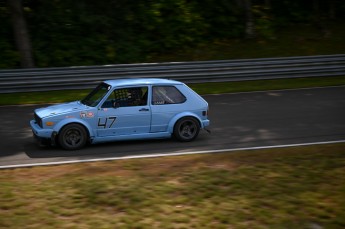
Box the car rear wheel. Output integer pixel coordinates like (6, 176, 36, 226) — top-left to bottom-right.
(58, 124, 87, 150)
(173, 117, 200, 142)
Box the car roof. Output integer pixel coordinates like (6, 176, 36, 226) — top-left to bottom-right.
(104, 78, 183, 87)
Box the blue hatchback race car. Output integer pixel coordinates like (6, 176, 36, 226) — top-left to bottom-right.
(30, 78, 210, 150)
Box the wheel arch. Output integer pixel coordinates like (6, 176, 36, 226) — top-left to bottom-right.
(167, 112, 202, 134)
(53, 118, 94, 140)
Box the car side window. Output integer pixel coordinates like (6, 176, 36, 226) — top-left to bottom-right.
(102, 87, 148, 108)
(152, 86, 186, 105)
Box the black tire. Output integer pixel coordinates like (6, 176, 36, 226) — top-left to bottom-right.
(58, 123, 87, 150)
(173, 117, 200, 142)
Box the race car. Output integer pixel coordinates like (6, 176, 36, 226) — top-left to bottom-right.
(30, 78, 210, 150)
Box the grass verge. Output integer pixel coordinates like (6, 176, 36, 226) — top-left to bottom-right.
(1, 76, 345, 106)
(0, 143, 345, 228)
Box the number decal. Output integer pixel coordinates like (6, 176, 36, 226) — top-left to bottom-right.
(98, 116, 117, 128)
(108, 117, 116, 128)
(98, 118, 107, 129)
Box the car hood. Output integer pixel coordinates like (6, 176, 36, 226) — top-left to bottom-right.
(35, 101, 86, 118)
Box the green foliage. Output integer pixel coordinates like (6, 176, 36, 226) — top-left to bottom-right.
(0, 3, 20, 68)
(1, 0, 345, 68)
(142, 0, 207, 49)
(0, 40, 19, 68)
(253, 5, 275, 39)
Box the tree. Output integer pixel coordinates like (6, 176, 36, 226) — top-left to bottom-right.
(7, 0, 34, 68)
(243, 0, 255, 39)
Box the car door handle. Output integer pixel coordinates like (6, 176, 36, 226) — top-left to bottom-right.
(139, 108, 150, 112)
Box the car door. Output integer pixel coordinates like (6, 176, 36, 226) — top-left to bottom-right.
(97, 86, 151, 137)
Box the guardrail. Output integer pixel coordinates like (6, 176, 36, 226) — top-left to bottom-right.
(0, 54, 344, 93)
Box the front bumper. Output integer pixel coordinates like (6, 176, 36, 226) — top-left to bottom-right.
(202, 119, 210, 128)
(30, 120, 54, 139)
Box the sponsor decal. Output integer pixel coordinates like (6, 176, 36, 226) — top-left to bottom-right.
(87, 112, 94, 118)
(80, 111, 94, 118)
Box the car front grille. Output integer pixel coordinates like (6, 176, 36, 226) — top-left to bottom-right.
(34, 112, 42, 128)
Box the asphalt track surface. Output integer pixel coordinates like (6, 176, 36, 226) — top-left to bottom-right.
(0, 86, 344, 168)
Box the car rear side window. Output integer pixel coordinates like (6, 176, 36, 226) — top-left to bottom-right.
(152, 86, 186, 105)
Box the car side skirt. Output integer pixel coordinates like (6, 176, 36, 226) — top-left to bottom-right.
(91, 132, 172, 144)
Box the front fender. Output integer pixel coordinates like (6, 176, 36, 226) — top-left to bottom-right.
(167, 112, 203, 133)
(53, 118, 94, 138)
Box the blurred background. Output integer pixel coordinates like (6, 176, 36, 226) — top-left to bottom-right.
(1, 0, 345, 69)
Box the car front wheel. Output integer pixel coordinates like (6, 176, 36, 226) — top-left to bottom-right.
(173, 117, 200, 142)
(58, 123, 87, 150)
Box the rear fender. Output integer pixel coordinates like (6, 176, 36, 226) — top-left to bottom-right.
(167, 112, 202, 134)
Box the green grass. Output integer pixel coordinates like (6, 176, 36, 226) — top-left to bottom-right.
(0, 90, 90, 106)
(1, 76, 345, 105)
(0, 143, 344, 228)
(190, 76, 345, 95)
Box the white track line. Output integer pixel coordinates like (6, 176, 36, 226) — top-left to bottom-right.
(1, 140, 345, 169)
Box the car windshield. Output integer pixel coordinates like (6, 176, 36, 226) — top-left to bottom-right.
(80, 83, 111, 107)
